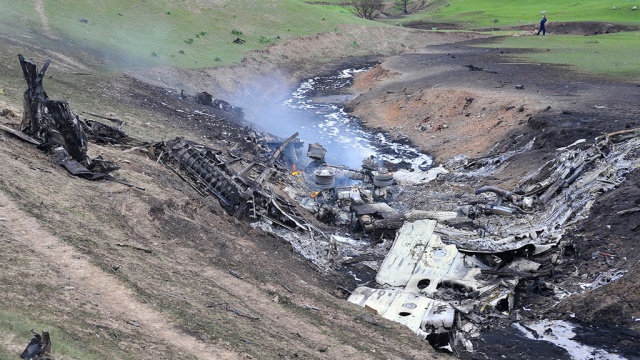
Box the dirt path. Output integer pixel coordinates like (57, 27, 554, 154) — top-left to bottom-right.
(34, 0, 58, 40)
(0, 191, 239, 360)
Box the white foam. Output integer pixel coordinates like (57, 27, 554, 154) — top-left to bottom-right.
(515, 320, 626, 360)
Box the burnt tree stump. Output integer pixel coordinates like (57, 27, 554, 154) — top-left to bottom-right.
(18, 54, 88, 165)
(18, 54, 50, 141)
(46, 100, 88, 165)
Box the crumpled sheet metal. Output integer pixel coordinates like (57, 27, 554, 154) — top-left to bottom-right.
(349, 219, 515, 342)
(251, 221, 335, 270)
(376, 219, 490, 296)
(443, 134, 640, 254)
(348, 287, 455, 338)
(404, 209, 458, 222)
(435, 223, 558, 255)
(392, 166, 449, 185)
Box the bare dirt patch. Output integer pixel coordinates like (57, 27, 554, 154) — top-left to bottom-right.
(34, 0, 59, 40)
(134, 25, 483, 99)
(0, 191, 238, 360)
(347, 39, 639, 167)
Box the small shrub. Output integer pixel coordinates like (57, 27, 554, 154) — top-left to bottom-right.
(492, 19, 499, 23)
(151, 51, 158, 57)
(231, 29, 243, 36)
(184, 38, 193, 44)
(166, 11, 171, 15)
(259, 36, 272, 44)
(267, 291, 293, 306)
(214, 57, 222, 62)
(178, 50, 185, 55)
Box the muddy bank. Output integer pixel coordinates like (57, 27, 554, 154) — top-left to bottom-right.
(346, 40, 639, 164)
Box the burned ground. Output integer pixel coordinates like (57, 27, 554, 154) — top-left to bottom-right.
(343, 35, 639, 359)
(1, 19, 639, 360)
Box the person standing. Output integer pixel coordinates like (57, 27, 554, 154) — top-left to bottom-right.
(537, 14, 547, 35)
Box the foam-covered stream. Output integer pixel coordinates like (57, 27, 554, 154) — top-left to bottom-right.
(253, 67, 433, 170)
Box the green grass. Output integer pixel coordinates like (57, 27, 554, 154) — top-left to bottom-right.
(391, 0, 640, 28)
(1, 0, 638, 80)
(0, 0, 376, 70)
(381, 0, 640, 80)
(481, 31, 640, 81)
(0, 310, 107, 360)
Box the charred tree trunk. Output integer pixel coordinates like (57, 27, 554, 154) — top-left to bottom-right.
(18, 54, 50, 142)
(47, 100, 89, 164)
(18, 54, 89, 165)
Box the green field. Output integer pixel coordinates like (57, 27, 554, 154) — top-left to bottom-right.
(1, 0, 638, 78)
(391, 0, 640, 27)
(387, 0, 640, 80)
(0, 0, 374, 69)
(482, 31, 640, 80)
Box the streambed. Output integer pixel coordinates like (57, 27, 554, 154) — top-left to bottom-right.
(251, 66, 433, 171)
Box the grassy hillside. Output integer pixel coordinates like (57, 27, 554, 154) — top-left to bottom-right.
(2, 0, 637, 79)
(383, 0, 640, 81)
(0, 0, 377, 69)
(392, 0, 640, 27)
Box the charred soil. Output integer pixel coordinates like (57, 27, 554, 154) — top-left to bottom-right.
(345, 36, 640, 359)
